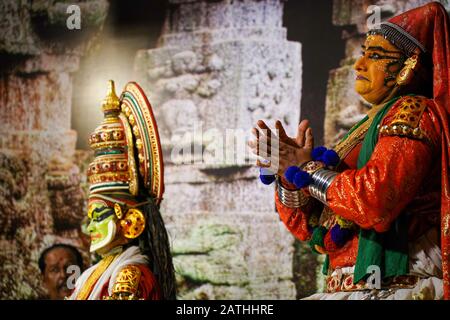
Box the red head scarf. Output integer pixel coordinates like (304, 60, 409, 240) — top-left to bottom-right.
(378, 2, 450, 299)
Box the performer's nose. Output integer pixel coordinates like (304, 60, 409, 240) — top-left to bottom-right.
(354, 56, 367, 72)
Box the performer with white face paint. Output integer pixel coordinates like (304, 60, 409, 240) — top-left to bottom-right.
(67, 80, 175, 300)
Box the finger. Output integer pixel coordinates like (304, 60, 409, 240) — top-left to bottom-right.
(257, 120, 279, 140)
(257, 134, 281, 154)
(304, 127, 314, 149)
(258, 156, 281, 172)
(255, 148, 276, 159)
(275, 120, 288, 140)
(257, 120, 270, 131)
(251, 127, 259, 137)
(248, 145, 258, 156)
(256, 159, 271, 168)
(255, 144, 280, 160)
(248, 141, 266, 157)
(251, 127, 262, 156)
(248, 140, 258, 149)
(295, 119, 310, 147)
(276, 120, 298, 148)
(259, 137, 294, 157)
(256, 156, 279, 168)
(249, 143, 275, 159)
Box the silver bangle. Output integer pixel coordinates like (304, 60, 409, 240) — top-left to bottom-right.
(276, 178, 309, 208)
(308, 169, 338, 205)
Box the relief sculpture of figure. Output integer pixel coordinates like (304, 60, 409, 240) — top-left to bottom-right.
(67, 80, 176, 300)
(250, 2, 450, 300)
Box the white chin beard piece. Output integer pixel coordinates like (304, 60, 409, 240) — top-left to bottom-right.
(90, 220, 117, 253)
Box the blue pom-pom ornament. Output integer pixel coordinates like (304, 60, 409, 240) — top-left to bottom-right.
(311, 146, 327, 161)
(322, 149, 340, 167)
(284, 166, 300, 184)
(259, 168, 276, 185)
(293, 170, 312, 189)
(330, 224, 353, 247)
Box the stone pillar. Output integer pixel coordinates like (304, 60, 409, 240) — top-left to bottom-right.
(324, 0, 450, 147)
(0, 0, 108, 298)
(135, 0, 301, 299)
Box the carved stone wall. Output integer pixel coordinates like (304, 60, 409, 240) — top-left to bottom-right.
(325, 0, 450, 147)
(135, 0, 301, 299)
(0, 0, 108, 299)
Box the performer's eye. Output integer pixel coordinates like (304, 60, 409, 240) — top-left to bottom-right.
(369, 53, 382, 59)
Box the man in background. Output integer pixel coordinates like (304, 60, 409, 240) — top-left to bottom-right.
(38, 244, 84, 300)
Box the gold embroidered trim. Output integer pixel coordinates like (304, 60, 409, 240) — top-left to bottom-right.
(88, 172, 130, 184)
(120, 113, 139, 196)
(76, 254, 118, 300)
(378, 124, 430, 141)
(326, 272, 420, 293)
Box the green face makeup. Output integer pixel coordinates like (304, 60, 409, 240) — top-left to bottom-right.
(87, 202, 117, 253)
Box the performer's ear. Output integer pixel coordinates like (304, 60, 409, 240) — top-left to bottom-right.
(119, 208, 146, 239)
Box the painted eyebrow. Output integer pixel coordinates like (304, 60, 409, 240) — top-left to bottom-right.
(95, 210, 114, 221)
(92, 206, 109, 214)
(88, 206, 110, 219)
(361, 45, 403, 54)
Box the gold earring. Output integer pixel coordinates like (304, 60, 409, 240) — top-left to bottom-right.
(120, 208, 146, 239)
(396, 55, 418, 86)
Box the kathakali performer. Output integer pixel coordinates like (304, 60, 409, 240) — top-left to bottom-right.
(67, 81, 176, 300)
(251, 2, 450, 299)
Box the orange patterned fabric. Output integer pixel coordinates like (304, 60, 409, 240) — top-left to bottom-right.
(327, 98, 440, 241)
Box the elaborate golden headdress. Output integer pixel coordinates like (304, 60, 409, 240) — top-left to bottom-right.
(87, 80, 164, 205)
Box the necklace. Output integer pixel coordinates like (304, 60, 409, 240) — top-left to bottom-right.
(334, 102, 386, 159)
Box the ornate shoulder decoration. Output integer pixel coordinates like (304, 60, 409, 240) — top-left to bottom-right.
(379, 95, 429, 141)
(107, 265, 143, 300)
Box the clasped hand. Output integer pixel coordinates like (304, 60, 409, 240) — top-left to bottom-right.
(248, 119, 314, 177)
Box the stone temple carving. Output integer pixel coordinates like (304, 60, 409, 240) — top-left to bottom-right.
(135, 0, 302, 299)
(0, 0, 108, 299)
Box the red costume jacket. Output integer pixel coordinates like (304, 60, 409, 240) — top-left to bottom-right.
(275, 95, 441, 271)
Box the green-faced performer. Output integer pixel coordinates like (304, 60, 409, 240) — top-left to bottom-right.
(67, 80, 176, 300)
